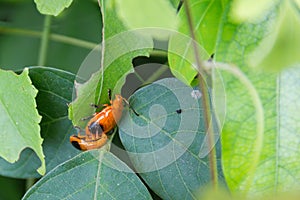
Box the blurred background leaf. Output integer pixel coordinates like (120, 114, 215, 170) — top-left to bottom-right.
(0, 0, 101, 73)
(248, 1, 300, 71)
(168, 0, 222, 85)
(34, 0, 73, 16)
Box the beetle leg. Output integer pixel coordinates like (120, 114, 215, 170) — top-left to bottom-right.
(74, 126, 83, 137)
(108, 89, 112, 101)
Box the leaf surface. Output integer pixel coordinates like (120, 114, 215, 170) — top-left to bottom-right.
(68, 0, 153, 127)
(119, 78, 223, 200)
(247, 1, 300, 71)
(0, 67, 78, 178)
(22, 150, 152, 200)
(115, 0, 178, 39)
(0, 68, 45, 175)
(34, 0, 73, 16)
(168, 0, 223, 85)
(214, 1, 300, 195)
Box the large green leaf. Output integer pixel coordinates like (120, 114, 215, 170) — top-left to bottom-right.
(168, 0, 223, 85)
(22, 150, 152, 200)
(0, 68, 45, 175)
(214, 0, 300, 195)
(167, 0, 300, 195)
(0, 1, 101, 73)
(34, 0, 73, 16)
(0, 67, 79, 178)
(68, 0, 153, 127)
(275, 65, 300, 191)
(119, 78, 223, 200)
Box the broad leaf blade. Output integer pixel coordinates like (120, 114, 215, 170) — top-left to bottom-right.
(215, 1, 300, 195)
(22, 150, 152, 200)
(215, 1, 279, 193)
(168, 0, 223, 85)
(0, 67, 78, 178)
(276, 65, 300, 191)
(34, 0, 73, 16)
(119, 78, 223, 200)
(0, 68, 45, 175)
(68, 0, 153, 127)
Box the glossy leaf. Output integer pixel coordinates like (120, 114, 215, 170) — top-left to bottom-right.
(0, 68, 45, 175)
(0, 67, 79, 178)
(68, 0, 153, 127)
(119, 78, 223, 200)
(22, 150, 152, 200)
(34, 0, 73, 16)
(168, 0, 222, 85)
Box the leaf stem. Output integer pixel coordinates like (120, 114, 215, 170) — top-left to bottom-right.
(183, 0, 219, 188)
(38, 15, 52, 66)
(0, 27, 98, 49)
(144, 65, 169, 84)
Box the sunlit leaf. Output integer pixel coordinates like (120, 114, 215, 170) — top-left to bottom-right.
(215, 1, 300, 195)
(230, 0, 275, 22)
(168, 0, 223, 85)
(0, 68, 45, 175)
(34, 0, 73, 16)
(68, 0, 153, 127)
(248, 1, 300, 71)
(0, 67, 78, 178)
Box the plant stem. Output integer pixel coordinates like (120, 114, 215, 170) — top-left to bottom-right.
(0, 27, 98, 49)
(144, 65, 169, 84)
(38, 15, 52, 66)
(150, 49, 168, 58)
(25, 178, 36, 190)
(134, 72, 145, 83)
(208, 62, 264, 194)
(183, 0, 218, 188)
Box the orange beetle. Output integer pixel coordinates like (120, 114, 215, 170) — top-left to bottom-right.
(70, 134, 108, 151)
(70, 91, 138, 151)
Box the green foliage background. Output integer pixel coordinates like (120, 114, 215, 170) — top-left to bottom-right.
(0, 0, 300, 199)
